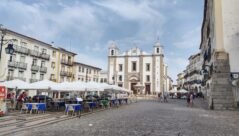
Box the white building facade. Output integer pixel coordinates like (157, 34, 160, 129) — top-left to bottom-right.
(0, 29, 52, 83)
(199, 0, 239, 109)
(184, 53, 203, 93)
(108, 41, 165, 95)
(73, 62, 101, 82)
(99, 70, 108, 83)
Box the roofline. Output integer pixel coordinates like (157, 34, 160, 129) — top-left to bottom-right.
(188, 52, 200, 60)
(3, 28, 77, 55)
(58, 48, 77, 55)
(74, 62, 102, 70)
(109, 54, 164, 58)
(5, 29, 53, 47)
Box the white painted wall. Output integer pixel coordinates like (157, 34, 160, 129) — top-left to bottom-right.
(222, 0, 239, 72)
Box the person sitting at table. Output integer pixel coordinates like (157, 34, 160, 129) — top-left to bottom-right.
(27, 96, 33, 103)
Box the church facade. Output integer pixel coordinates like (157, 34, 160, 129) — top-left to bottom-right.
(108, 41, 167, 95)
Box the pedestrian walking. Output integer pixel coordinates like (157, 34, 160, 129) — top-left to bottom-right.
(163, 93, 168, 103)
(187, 93, 190, 107)
(190, 93, 194, 107)
(158, 93, 161, 102)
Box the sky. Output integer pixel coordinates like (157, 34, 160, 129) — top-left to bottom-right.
(0, 0, 204, 83)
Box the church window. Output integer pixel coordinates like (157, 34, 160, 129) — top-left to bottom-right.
(157, 48, 159, 53)
(111, 50, 114, 55)
(146, 63, 150, 71)
(119, 64, 123, 71)
(119, 75, 122, 81)
(132, 61, 137, 71)
(146, 75, 150, 82)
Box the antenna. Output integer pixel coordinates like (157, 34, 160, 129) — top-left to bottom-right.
(156, 31, 160, 42)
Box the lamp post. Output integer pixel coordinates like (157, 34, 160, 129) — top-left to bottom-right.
(0, 26, 16, 60)
(0, 26, 16, 80)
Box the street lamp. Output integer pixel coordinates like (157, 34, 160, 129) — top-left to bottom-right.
(0, 26, 16, 60)
(5, 44, 14, 55)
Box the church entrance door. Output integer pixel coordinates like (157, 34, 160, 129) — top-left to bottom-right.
(131, 83, 137, 94)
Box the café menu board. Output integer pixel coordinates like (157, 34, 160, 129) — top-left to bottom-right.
(0, 86, 6, 100)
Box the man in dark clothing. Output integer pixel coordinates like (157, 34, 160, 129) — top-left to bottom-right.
(187, 93, 190, 107)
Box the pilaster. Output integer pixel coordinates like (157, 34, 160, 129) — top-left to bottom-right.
(124, 56, 129, 89)
(152, 56, 156, 94)
(160, 55, 164, 93)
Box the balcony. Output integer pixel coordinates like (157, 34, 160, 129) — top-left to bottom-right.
(29, 50, 50, 60)
(31, 65, 40, 71)
(66, 72, 73, 77)
(30, 50, 40, 57)
(50, 77, 57, 82)
(30, 78, 39, 83)
(14, 45, 29, 55)
(40, 66, 47, 73)
(61, 59, 73, 66)
(40, 53, 50, 60)
(17, 62, 27, 70)
(8, 61, 18, 68)
(7, 76, 26, 81)
(60, 71, 67, 76)
(14, 77, 26, 81)
(6, 76, 14, 81)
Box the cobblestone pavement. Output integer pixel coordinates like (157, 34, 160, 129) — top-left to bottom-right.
(11, 99, 239, 136)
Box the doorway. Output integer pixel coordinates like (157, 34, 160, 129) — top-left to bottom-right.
(131, 83, 137, 94)
(145, 84, 151, 95)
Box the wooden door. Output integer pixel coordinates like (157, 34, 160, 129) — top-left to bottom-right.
(145, 84, 151, 95)
(131, 83, 137, 94)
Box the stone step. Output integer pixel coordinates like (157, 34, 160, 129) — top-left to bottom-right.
(213, 61, 230, 66)
(213, 99, 234, 104)
(212, 87, 232, 93)
(213, 104, 234, 110)
(211, 79, 231, 85)
(211, 84, 232, 88)
(211, 96, 234, 100)
(212, 73, 231, 78)
(214, 66, 230, 71)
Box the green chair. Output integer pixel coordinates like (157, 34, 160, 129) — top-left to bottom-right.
(101, 100, 109, 108)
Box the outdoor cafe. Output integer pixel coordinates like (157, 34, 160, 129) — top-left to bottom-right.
(0, 79, 132, 117)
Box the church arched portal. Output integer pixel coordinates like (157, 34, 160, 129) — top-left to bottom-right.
(129, 76, 139, 94)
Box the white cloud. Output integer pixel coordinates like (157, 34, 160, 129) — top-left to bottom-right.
(94, 0, 161, 21)
(94, 0, 167, 47)
(173, 26, 201, 49)
(0, 0, 203, 81)
(0, 0, 103, 45)
(76, 53, 107, 70)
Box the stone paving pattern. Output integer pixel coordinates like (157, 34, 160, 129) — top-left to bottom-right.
(11, 99, 239, 136)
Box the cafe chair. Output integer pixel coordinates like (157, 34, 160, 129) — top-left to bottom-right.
(20, 103, 28, 114)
